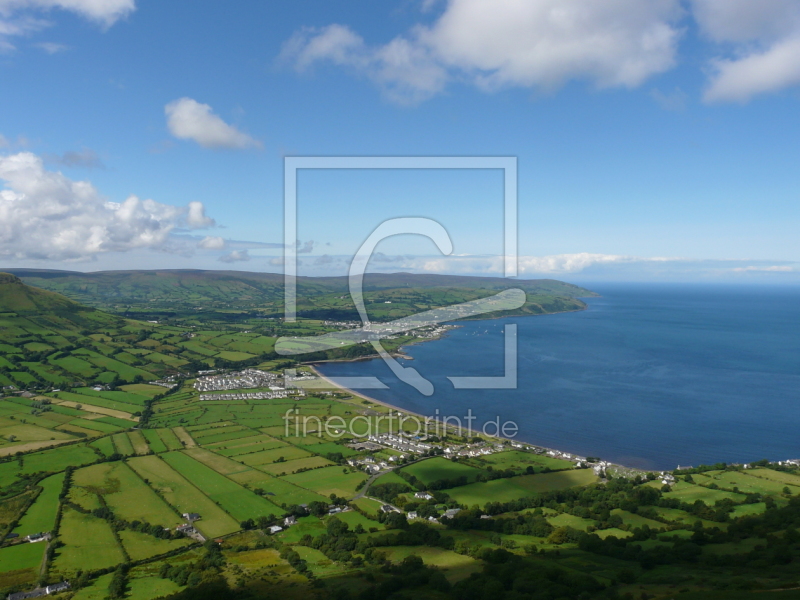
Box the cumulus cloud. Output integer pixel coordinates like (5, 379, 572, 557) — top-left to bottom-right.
(296, 239, 314, 254)
(165, 98, 261, 150)
(219, 250, 250, 263)
(691, 0, 800, 102)
(0, 0, 133, 50)
(198, 235, 225, 250)
(186, 200, 215, 228)
(281, 0, 684, 103)
(0, 151, 214, 260)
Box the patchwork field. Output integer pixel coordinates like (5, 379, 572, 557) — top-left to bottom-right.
(127, 455, 239, 538)
(72, 462, 180, 526)
(160, 451, 283, 521)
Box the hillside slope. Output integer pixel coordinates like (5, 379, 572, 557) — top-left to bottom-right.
(3, 269, 597, 322)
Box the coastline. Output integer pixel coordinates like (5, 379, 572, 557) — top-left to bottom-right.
(306, 363, 640, 477)
(303, 303, 644, 474)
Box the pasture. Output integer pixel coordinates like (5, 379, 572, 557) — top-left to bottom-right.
(400, 457, 484, 485)
(239, 446, 312, 466)
(160, 451, 283, 521)
(119, 529, 191, 561)
(468, 450, 574, 473)
(12, 472, 64, 536)
(444, 469, 598, 507)
(156, 427, 184, 451)
(52, 507, 125, 575)
(127, 430, 150, 455)
(126, 455, 239, 538)
(141, 428, 167, 453)
(0, 543, 44, 589)
(73, 462, 180, 526)
(111, 432, 135, 456)
(667, 480, 746, 505)
(257, 456, 333, 476)
(281, 465, 367, 498)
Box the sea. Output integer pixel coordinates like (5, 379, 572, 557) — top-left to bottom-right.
(316, 283, 800, 471)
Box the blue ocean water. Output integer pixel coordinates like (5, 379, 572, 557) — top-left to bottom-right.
(316, 284, 800, 470)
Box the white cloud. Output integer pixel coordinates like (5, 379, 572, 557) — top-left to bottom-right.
(297, 239, 314, 254)
(0, 151, 214, 260)
(34, 41, 65, 53)
(0, 0, 133, 50)
(219, 250, 250, 263)
(198, 236, 225, 250)
(186, 200, 214, 228)
(165, 98, 261, 150)
(281, 0, 684, 103)
(704, 37, 800, 102)
(730, 265, 794, 272)
(691, 0, 800, 102)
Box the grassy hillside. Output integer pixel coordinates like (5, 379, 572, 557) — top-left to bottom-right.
(3, 269, 596, 324)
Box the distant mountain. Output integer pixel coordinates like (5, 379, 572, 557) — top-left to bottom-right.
(3, 269, 597, 321)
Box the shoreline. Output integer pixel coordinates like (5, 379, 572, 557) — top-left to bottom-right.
(306, 364, 640, 476)
(303, 305, 641, 473)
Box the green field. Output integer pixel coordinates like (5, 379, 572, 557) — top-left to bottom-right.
(52, 507, 125, 575)
(239, 445, 311, 466)
(445, 469, 598, 506)
(0, 445, 97, 488)
(161, 451, 283, 521)
(666, 480, 747, 505)
(468, 450, 575, 473)
(127, 430, 150, 455)
(72, 462, 180, 526)
(400, 457, 484, 484)
(108, 433, 133, 457)
(12, 472, 65, 536)
(257, 456, 334, 476)
(281, 465, 368, 498)
(127, 455, 239, 538)
(119, 529, 191, 561)
(156, 427, 185, 451)
(141, 428, 168, 453)
(0, 541, 45, 573)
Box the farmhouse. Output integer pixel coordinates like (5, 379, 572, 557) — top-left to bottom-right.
(284, 516, 297, 526)
(182, 513, 201, 521)
(44, 583, 70, 595)
(414, 492, 433, 500)
(268, 525, 283, 534)
(407, 511, 419, 519)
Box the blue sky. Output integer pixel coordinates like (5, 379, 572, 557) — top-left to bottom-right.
(0, 0, 799, 282)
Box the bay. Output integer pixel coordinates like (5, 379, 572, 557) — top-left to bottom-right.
(316, 284, 800, 470)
